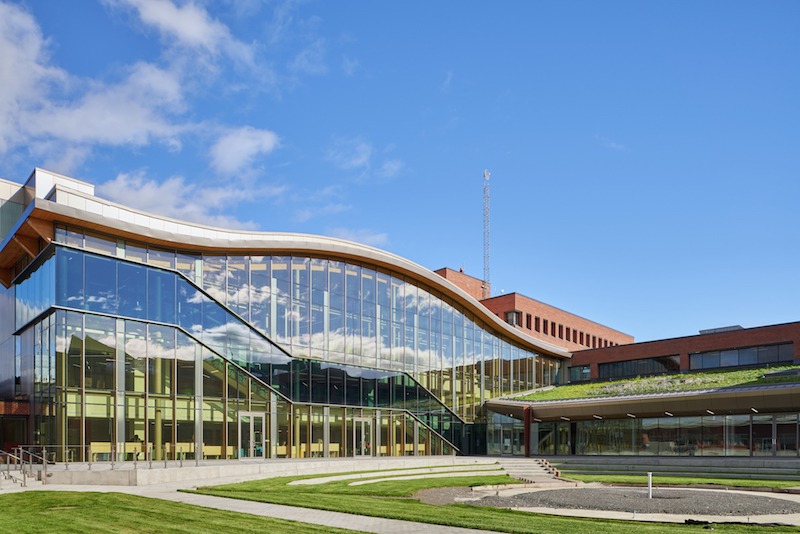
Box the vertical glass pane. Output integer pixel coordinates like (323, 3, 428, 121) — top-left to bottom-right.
(124, 321, 147, 393)
(148, 324, 174, 395)
(118, 262, 146, 319)
(84, 314, 115, 390)
(84, 255, 117, 313)
(147, 269, 176, 324)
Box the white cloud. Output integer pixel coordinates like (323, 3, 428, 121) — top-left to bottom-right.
(325, 136, 405, 182)
(0, 2, 65, 154)
(0, 4, 187, 172)
(96, 171, 286, 229)
(27, 62, 185, 147)
(378, 159, 403, 179)
(210, 126, 279, 176)
(109, 0, 254, 65)
(326, 137, 372, 170)
(342, 56, 359, 76)
(327, 227, 388, 247)
(290, 38, 327, 76)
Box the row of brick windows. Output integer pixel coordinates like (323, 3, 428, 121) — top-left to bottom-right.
(504, 311, 617, 349)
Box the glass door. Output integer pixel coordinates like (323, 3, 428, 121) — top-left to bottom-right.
(501, 425, 513, 455)
(353, 417, 373, 456)
(776, 414, 798, 456)
(240, 412, 266, 459)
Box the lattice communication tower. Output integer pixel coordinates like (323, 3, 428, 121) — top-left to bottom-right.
(483, 169, 491, 300)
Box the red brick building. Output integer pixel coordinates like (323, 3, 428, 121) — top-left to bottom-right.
(435, 268, 633, 353)
(570, 322, 800, 382)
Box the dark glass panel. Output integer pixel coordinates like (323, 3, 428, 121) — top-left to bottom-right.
(720, 349, 738, 368)
(758, 345, 778, 364)
(65, 311, 83, 388)
(176, 281, 202, 331)
(147, 269, 176, 324)
(148, 324, 174, 395)
(124, 321, 147, 393)
(118, 262, 146, 319)
(328, 364, 345, 405)
(201, 348, 224, 398)
(57, 247, 84, 308)
(84, 314, 115, 390)
(84, 254, 117, 313)
(175, 331, 195, 396)
(309, 362, 328, 404)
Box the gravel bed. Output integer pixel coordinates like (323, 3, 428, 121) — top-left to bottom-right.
(469, 487, 800, 516)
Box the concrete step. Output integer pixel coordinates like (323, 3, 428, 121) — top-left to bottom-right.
(497, 458, 563, 484)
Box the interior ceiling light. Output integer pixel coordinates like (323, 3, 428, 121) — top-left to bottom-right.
(626, 413, 636, 418)
(706, 409, 715, 415)
(592, 415, 603, 420)
(664, 411, 674, 417)
(751, 407, 759, 413)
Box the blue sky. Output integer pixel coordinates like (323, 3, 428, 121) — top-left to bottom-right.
(1, 1, 798, 342)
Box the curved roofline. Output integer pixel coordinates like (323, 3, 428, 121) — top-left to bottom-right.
(17, 183, 571, 358)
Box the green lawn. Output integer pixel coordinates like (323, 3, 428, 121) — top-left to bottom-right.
(565, 473, 800, 489)
(0, 491, 358, 534)
(192, 472, 800, 533)
(516, 364, 800, 402)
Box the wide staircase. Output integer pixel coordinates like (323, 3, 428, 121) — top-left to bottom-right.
(546, 456, 800, 482)
(496, 457, 569, 485)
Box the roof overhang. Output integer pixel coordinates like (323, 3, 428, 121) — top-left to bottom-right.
(487, 384, 800, 421)
(0, 191, 571, 359)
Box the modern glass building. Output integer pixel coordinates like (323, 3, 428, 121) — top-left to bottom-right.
(0, 169, 569, 460)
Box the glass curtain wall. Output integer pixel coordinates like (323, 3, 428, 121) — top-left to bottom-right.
(26, 309, 453, 461)
(50, 226, 565, 423)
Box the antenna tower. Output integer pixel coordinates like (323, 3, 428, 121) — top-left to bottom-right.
(483, 169, 491, 300)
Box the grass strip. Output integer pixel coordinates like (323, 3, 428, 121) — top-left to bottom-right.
(193, 473, 798, 533)
(0, 491, 357, 534)
(516, 364, 800, 402)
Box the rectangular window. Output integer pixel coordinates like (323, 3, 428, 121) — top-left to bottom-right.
(558, 324, 563, 339)
(550, 322, 556, 337)
(565, 327, 571, 340)
(534, 317, 540, 332)
(526, 314, 532, 330)
(543, 319, 549, 335)
(579, 332, 584, 345)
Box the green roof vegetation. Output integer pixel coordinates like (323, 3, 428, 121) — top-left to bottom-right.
(514, 365, 800, 402)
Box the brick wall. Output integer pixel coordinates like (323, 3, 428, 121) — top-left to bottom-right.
(572, 322, 800, 379)
(434, 267, 488, 302)
(481, 292, 633, 351)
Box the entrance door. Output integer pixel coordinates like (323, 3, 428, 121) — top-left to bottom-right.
(353, 417, 373, 456)
(500, 425, 513, 455)
(240, 412, 266, 459)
